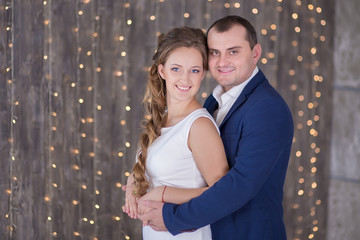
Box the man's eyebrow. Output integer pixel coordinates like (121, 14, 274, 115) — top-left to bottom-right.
(227, 46, 241, 50)
(208, 46, 242, 51)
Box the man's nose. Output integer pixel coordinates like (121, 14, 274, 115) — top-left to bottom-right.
(217, 54, 228, 66)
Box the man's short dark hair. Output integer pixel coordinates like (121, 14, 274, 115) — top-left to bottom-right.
(207, 15, 258, 49)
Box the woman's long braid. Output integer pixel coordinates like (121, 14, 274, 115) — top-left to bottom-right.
(132, 64, 166, 197)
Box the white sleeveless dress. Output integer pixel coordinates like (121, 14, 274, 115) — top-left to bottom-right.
(142, 108, 218, 240)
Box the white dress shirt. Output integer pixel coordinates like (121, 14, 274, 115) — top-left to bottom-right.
(212, 67, 259, 125)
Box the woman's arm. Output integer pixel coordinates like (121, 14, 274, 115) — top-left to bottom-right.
(139, 117, 229, 206)
(140, 185, 208, 205)
(188, 117, 229, 186)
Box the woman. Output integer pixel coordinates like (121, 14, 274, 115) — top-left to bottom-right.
(123, 26, 229, 239)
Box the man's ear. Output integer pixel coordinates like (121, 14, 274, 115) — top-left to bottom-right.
(252, 43, 262, 63)
(158, 64, 165, 79)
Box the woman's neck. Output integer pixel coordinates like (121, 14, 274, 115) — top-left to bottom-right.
(164, 98, 202, 127)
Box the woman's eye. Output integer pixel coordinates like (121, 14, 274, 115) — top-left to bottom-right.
(171, 67, 180, 72)
(191, 69, 200, 73)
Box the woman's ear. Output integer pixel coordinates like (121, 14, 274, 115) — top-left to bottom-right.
(158, 64, 165, 79)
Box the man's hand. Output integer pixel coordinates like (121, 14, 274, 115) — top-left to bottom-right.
(137, 200, 167, 231)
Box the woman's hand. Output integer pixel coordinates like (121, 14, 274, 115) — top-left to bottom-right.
(122, 174, 138, 219)
(137, 186, 164, 215)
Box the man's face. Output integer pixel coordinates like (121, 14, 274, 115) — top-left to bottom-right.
(207, 24, 261, 92)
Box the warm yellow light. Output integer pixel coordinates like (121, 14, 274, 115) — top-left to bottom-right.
(311, 47, 317, 55)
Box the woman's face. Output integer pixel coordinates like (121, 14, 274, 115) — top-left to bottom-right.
(158, 46, 205, 105)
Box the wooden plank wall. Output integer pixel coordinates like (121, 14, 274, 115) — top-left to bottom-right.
(0, 0, 334, 239)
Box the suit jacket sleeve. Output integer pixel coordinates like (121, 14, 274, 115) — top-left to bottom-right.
(162, 90, 294, 235)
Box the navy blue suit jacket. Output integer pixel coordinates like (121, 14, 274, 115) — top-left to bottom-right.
(163, 70, 294, 240)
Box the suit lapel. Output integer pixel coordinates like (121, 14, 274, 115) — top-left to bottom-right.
(219, 70, 267, 129)
(204, 95, 218, 115)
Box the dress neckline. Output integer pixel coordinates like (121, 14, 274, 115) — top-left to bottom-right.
(162, 108, 204, 131)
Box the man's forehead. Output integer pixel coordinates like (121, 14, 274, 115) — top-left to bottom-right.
(208, 33, 247, 49)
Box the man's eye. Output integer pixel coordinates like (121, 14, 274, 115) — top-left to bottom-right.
(210, 51, 219, 56)
(230, 51, 238, 55)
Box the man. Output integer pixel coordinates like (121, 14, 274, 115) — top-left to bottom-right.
(138, 15, 294, 240)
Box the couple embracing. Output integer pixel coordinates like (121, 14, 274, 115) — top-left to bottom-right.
(123, 15, 293, 240)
